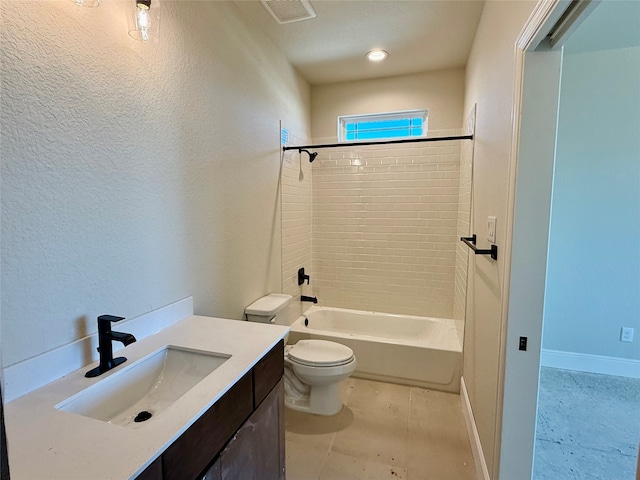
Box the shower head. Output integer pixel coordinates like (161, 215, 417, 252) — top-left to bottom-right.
(299, 149, 318, 163)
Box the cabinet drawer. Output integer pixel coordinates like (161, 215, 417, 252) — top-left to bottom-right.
(252, 340, 284, 408)
(161, 372, 252, 480)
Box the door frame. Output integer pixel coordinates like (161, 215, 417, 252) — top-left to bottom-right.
(496, 1, 596, 478)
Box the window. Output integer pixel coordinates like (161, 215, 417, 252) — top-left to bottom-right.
(338, 110, 428, 142)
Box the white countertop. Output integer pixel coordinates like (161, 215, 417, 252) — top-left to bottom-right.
(5, 315, 289, 479)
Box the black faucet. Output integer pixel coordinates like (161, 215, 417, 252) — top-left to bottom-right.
(300, 295, 318, 304)
(298, 267, 310, 286)
(85, 315, 137, 378)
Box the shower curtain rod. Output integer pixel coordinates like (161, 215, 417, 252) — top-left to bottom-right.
(282, 134, 473, 151)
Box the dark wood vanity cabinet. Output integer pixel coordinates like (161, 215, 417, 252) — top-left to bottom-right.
(137, 340, 285, 480)
(205, 381, 284, 480)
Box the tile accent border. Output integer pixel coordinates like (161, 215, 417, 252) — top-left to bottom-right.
(541, 349, 640, 379)
(461, 376, 490, 480)
(3, 297, 194, 402)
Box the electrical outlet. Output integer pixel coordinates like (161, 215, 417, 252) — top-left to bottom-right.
(487, 216, 497, 244)
(621, 327, 634, 343)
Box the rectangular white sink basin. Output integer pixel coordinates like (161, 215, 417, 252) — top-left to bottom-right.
(56, 346, 231, 427)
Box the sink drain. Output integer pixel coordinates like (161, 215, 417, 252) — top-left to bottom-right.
(134, 410, 153, 423)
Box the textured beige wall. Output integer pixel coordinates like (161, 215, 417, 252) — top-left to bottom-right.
(0, 1, 310, 366)
(461, 0, 538, 475)
(310, 69, 465, 141)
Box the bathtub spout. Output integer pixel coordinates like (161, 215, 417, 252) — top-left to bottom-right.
(301, 295, 318, 304)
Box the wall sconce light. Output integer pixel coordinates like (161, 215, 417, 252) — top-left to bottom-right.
(70, 0, 99, 7)
(128, 0, 160, 43)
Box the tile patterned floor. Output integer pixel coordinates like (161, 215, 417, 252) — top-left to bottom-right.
(285, 378, 475, 480)
(534, 367, 640, 480)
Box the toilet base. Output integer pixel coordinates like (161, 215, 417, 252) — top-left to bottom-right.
(284, 379, 343, 416)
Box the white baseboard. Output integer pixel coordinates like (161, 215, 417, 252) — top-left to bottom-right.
(3, 297, 193, 402)
(541, 349, 640, 378)
(461, 376, 491, 480)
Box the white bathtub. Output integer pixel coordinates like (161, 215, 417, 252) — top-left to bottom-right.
(288, 306, 461, 393)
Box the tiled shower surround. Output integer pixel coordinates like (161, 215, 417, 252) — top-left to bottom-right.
(281, 126, 313, 321)
(454, 134, 473, 323)
(282, 129, 472, 321)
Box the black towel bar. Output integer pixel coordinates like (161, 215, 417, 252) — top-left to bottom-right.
(460, 234, 498, 260)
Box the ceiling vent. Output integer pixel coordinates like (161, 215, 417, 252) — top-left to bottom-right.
(260, 0, 317, 24)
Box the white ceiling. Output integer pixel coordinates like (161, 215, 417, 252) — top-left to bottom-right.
(234, 0, 485, 85)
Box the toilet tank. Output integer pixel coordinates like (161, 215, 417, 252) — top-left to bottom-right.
(245, 294, 292, 324)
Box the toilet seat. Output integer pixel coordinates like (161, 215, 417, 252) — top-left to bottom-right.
(287, 339, 354, 367)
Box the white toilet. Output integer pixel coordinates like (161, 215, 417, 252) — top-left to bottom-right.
(245, 294, 357, 416)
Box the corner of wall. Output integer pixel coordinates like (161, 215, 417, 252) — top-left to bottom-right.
(461, 376, 491, 480)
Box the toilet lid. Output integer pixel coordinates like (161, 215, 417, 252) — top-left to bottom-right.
(288, 340, 354, 367)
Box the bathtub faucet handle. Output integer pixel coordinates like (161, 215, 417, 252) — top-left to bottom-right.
(298, 267, 310, 286)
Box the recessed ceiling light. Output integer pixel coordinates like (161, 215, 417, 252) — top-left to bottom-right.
(366, 50, 388, 62)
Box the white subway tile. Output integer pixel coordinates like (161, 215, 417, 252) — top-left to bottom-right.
(282, 140, 471, 318)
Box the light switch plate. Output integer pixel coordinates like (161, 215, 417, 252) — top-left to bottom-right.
(487, 216, 497, 244)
